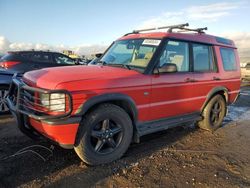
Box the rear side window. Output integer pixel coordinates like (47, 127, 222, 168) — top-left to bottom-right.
(31, 53, 51, 63)
(220, 48, 237, 71)
(192, 44, 215, 72)
(19, 52, 33, 59)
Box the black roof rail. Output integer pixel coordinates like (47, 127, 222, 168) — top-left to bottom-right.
(133, 23, 189, 33)
(124, 23, 208, 36)
(176, 27, 208, 34)
(124, 23, 189, 36)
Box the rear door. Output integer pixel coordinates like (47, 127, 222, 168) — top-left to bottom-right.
(191, 43, 219, 111)
(150, 40, 197, 120)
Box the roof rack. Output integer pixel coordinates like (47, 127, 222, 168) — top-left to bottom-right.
(124, 23, 208, 36)
(133, 23, 189, 33)
(176, 27, 208, 33)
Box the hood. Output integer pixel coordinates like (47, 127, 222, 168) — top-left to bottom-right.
(23, 65, 142, 89)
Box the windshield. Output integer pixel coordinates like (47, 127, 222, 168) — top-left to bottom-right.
(100, 39, 161, 70)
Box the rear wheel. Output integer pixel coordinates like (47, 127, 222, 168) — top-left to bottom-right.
(74, 103, 133, 165)
(198, 95, 226, 132)
(0, 85, 10, 115)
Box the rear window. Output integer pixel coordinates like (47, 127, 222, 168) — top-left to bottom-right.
(220, 48, 237, 71)
(0, 52, 32, 62)
(0, 54, 14, 61)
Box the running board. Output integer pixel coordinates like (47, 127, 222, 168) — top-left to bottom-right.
(136, 112, 202, 137)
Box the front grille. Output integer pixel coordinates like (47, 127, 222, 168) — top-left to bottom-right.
(8, 78, 72, 120)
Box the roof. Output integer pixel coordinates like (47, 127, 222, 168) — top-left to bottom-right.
(8, 50, 61, 54)
(118, 32, 236, 48)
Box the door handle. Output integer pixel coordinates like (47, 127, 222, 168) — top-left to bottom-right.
(185, 78, 197, 82)
(213, 77, 221, 81)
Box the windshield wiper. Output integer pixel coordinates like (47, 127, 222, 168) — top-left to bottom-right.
(106, 63, 131, 70)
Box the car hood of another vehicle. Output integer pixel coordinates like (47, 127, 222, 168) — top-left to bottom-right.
(23, 65, 144, 90)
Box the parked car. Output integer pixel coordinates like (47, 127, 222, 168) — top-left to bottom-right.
(0, 50, 79, 114)
(241, 62, 250, 81)
(7, 23, 241, 165)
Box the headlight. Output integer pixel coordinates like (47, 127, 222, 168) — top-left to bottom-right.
(40, 93, 66, 112)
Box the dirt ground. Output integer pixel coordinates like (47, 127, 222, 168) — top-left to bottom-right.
(0, 86, 250, 188)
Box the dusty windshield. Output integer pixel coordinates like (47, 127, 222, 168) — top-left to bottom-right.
(100, 39, 161, 70)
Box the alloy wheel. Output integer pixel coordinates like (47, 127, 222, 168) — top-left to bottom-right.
(210, 101, 222, 125)
(90, 119, 123, 154)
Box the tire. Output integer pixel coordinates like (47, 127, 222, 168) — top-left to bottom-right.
(74, 103, 133, 165)
(0, 85, 10, 115)
(197, 95, 226, 132)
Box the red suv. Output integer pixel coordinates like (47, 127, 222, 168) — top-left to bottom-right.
(7, 23, 241, 165)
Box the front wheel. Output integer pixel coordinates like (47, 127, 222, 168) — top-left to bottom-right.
(198, 95, 226, 132)
(0, 85, 10, 115)
(74, 103, 133, 165)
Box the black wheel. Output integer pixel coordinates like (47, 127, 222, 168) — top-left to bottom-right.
(0, 85, 10, 115)
(74, 103, 133, 165)
(198, 95, 226, 132)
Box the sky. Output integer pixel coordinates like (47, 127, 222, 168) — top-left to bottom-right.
(0, 0, 250, 57)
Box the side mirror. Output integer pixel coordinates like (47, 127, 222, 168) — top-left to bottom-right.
(154, 63, 177, 74)
(95, 53, 103, 58)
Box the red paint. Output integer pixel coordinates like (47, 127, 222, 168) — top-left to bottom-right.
(30, 118, 79, 145)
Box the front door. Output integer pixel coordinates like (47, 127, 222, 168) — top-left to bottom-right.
(150, 40, 197, 120)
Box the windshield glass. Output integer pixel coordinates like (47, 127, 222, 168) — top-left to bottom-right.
(100, 39, 161, 70)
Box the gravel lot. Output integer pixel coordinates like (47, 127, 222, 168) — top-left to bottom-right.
(0, 86, 250, 188)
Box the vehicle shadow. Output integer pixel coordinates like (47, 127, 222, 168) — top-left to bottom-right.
(0, 124, 197, 187)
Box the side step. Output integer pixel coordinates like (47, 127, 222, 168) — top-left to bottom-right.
(136, 112, 202, 137)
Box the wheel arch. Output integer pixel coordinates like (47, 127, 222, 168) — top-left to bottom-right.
(201, 87, 229, 112)
(76, 93, 138, 126)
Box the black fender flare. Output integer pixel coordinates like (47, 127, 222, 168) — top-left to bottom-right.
(76, 93, 138, 123)
(201, 86, 229, 111)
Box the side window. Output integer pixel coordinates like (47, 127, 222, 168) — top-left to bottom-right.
(159, 40, 189, 72)
(54, 54, 75, 65)
(192, 44, 215, 72)
(20, 52, 33, 59)
(220, 48, 237, 71)
(31, 53, 52, 63)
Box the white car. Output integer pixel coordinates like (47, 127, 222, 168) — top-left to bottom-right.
(241, 62, 250, 81)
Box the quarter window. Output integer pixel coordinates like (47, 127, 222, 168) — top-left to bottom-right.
(159, 40, 189, 72)
(220, 48, 237, 71)
(192, 44, 214, 72)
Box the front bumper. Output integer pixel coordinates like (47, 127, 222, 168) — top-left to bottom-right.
(6, 77, 81, 148)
